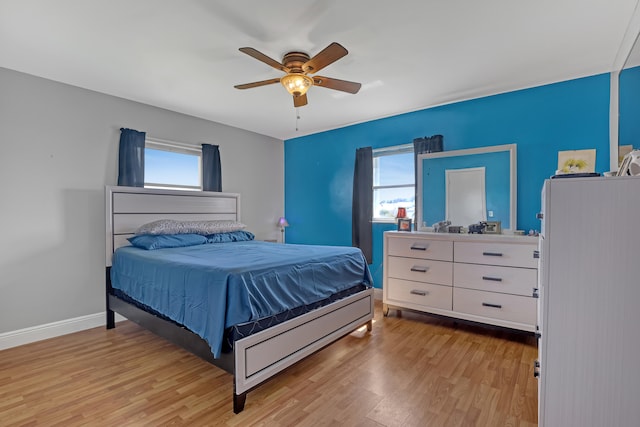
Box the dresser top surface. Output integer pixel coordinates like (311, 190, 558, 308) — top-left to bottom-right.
(385, 230, 539, 245)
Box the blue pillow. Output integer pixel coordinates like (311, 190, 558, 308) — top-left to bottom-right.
(128, 233, 207, 250)
(206, 230, 255, 243)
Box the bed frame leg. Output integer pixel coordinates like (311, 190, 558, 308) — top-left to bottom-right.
(233, 392, 247, 414)
(105, 267, 115, 329)
(106, 309, 115, 329)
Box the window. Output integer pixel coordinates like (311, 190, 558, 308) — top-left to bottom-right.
(373, 144, 415, 221)
(144, 139, 202, 190)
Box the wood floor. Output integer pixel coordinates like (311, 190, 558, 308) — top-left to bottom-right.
(0, 302, 538, 426)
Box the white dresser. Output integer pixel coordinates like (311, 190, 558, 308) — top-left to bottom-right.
(537, 176, 640, 426)
(383, 231, 539, 332)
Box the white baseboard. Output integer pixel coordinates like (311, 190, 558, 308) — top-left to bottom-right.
(0, 312, 126, 351)
(0, 291, 382, 351)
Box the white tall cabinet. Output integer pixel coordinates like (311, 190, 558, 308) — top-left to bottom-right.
(537, 176, 640, 426)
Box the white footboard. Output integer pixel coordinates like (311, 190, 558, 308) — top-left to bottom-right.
(234, 288, 374, 394)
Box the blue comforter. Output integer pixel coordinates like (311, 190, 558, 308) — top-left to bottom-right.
(110, 241, 372, 358)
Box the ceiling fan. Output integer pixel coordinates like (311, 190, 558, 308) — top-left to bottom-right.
(234, 42, 361, 107)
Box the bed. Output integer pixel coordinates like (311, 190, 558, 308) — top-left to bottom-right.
(105, 186, 374, 413)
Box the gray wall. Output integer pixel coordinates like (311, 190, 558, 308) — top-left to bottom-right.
(0, 67, 284, 334)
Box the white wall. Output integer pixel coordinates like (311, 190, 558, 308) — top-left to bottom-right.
(0, 67, 284, 334)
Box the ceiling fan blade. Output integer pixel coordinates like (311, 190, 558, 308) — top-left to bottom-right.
(239, 47, 290, 72)
(293, 94, 308, 107)
(234, 78, 281, 90)
(312, 76, 361, 94)
(302, 42, 348, 74)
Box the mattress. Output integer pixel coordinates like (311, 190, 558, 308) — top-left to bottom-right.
(110, 241, 372, 358)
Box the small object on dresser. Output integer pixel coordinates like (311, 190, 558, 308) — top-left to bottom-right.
(398, 218, 411, 231)
(484, 221, 501, 234)
(432, 220, 451, 233)
(397, 218, 412, 232)
(468, 222, 486, 234)
(448, 225, 462, 233)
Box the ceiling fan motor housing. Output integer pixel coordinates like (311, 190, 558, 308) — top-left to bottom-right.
(282, 52, 311, 72)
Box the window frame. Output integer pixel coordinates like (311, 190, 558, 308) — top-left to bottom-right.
(372, 143, 415, 223)
(144, 138, 203, 191)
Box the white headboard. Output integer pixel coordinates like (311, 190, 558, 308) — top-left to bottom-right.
(105, 186, 241, 266)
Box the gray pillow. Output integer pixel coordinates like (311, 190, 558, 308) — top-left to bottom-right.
(135, 219, 246, 235)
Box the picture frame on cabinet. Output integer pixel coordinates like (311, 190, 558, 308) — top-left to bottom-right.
(557, 149, 596, 174)
(397, 218, 412, 232)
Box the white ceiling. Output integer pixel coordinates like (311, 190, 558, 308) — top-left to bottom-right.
(1, 0, 638, 140)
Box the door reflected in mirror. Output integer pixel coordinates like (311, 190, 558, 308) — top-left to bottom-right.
(445, 167, 486, 226)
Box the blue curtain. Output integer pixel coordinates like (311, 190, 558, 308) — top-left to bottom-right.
(414, 134, 443, 220)
(202, 144, 222, 192)
(352, 147, 373, 263)
(413, 134, 443, 157)
(117, 128, 146, 187)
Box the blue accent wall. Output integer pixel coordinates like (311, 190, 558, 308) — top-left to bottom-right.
(284, 74, 611, 288)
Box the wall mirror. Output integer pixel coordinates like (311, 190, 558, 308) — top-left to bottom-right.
(417, 144, 517, 232)
(611, 7, 640, 171)
(619, 31, 640, 160)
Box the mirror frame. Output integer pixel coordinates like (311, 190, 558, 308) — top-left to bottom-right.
(611, 5, 640, 171)
(416, 143, 517, 233)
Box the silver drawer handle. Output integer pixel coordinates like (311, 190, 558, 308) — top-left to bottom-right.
(482, 302, 502, 309)
(410, 289, 429, 296)
(482, 276, 503, 282)
(410, 266, 429, 273)
(482, 252, 503, 257)
(410, 244, 428, 251)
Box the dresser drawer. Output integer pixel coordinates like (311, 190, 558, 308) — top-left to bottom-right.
(454, 241, 537, 268)
(388, 256, 453, 285)
(453, 288, 536, 326)
(387, 278, 452, 310)
(453, 263, 537, 297)
(387, 237, 453, 261)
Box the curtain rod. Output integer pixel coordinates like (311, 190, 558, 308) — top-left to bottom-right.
(373, 143, 413, 154)
(146, 136, 204, 153)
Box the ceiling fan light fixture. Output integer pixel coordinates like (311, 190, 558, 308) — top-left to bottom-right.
(281, 73, 313, 97)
